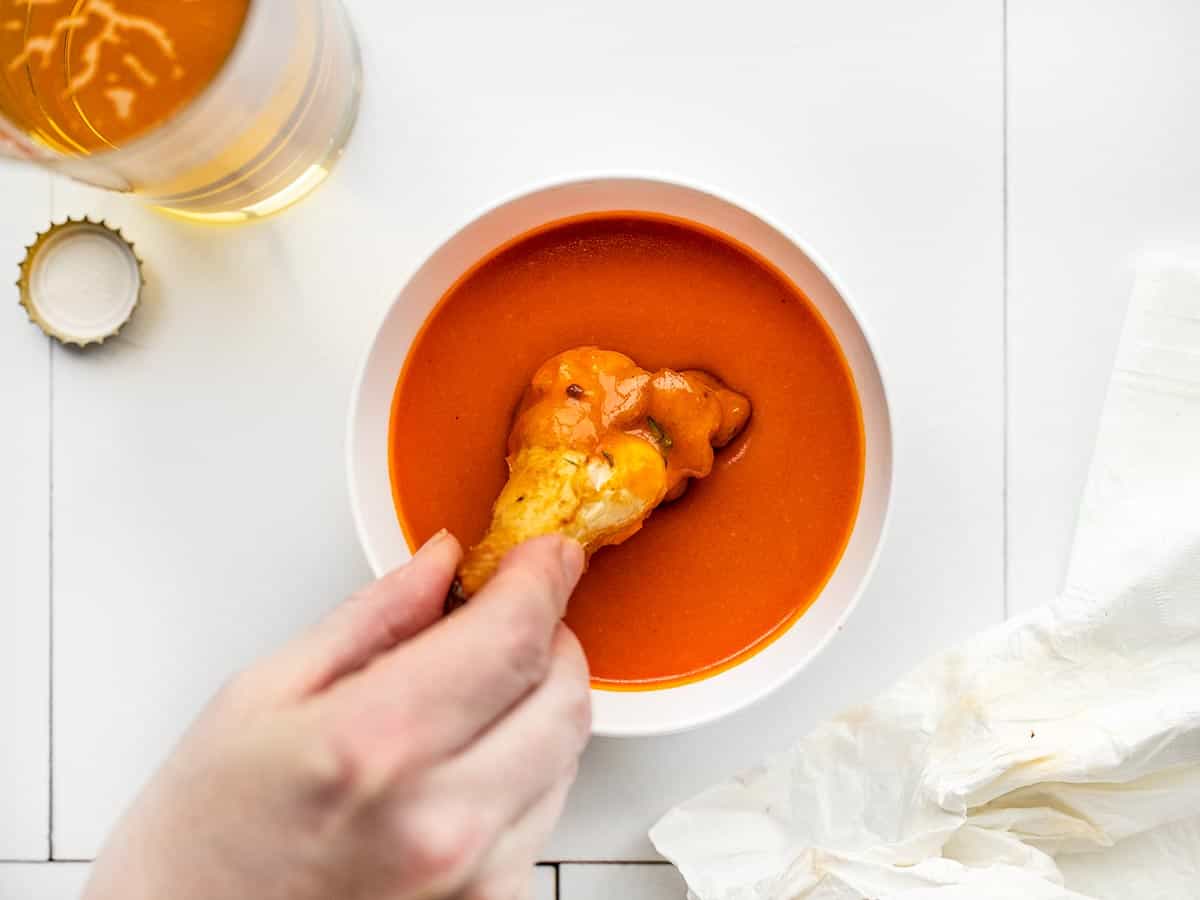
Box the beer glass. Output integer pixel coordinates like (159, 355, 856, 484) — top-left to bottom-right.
(0, 0, 361, 223)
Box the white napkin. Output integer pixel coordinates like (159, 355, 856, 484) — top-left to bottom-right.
(650, 262, 1200, 899)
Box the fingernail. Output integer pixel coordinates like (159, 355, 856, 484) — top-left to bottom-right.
(416, 528, 450, 557)
(559, 538, 585, 585)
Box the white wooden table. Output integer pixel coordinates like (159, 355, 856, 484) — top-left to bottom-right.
(3, 1, 1198, 896)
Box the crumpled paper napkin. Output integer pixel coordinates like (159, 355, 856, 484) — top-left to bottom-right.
(650, 262, 1200, 899)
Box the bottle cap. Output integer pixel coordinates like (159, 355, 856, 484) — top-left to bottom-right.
(17, 217, 144, 347)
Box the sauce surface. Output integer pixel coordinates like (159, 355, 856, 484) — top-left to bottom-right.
(390, 214, 865, 687)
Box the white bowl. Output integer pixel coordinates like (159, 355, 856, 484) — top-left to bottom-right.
(348, 176, 893, 737)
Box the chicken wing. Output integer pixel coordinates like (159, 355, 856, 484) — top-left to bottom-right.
(448, 347, 751, 606)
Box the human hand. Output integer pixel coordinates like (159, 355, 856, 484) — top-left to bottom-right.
(84, 532, 590, 900)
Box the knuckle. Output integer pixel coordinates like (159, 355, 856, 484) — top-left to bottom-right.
(503, 627, 551, 687)
(499, 601, 553, 685)
(297, 729, 365, 805)
(301, 706, 407, 809)
(399, 810, 488, 885)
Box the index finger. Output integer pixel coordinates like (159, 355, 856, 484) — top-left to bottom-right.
(321, 535, 585, 771)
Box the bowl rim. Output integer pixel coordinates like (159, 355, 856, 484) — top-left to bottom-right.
(346, 171, 896, 736)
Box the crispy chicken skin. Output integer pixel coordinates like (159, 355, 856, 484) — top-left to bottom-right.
(449, 347, 751, 606)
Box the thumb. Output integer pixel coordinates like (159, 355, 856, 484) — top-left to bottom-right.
(256, 530, 462, 701)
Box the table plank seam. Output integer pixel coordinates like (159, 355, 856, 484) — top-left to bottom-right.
(542, 860, 672, 865)
(48, 337, 56, 861)
(1001, 0, 1011, 622)
(46, 174, 57, 863)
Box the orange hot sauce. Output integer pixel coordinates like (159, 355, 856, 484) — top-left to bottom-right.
(390, 213, 865, 689)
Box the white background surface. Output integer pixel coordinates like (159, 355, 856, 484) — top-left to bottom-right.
(0, 0, 1195, 896)
(0, 170, 50, 863)
(1006, 0, 1200, 616)
(0, 864, 88, 899)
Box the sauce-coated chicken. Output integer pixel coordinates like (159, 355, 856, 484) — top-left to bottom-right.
(449, 347, 751, 606)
